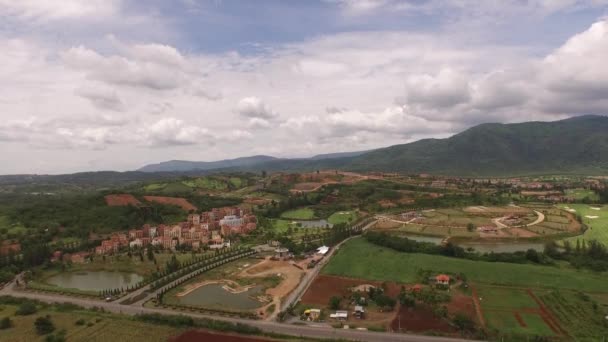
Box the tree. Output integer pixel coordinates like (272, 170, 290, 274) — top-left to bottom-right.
(466, 223, 476, 232)
(453, 313, 475, 332)
(34, 316, 55, 335)
(0, 317, 12, 330)
(147, 248, 155, 262)
(329, 296, 341, 310)
(16, 302, 38, 315)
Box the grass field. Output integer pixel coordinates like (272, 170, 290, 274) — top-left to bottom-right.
(484, 311, 555, 336)
(565, 188, 600, 201)
(182, 177, 228, 190)
(327, 211, 357, 225)
(477, 286, 539, 309)
(559, 204, 608, 245)
(280, 208, 316, 220)
(0, 305, 183, 342)
(322, 238, 608, 292)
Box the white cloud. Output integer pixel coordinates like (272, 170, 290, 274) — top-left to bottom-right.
(138, 117, 210, 147)
(236, 97, 278, 120)
(0, 0, 122, 21)
(2, 5, 608, 173)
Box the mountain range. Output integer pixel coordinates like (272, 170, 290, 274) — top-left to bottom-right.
(139, 115, 608, 176)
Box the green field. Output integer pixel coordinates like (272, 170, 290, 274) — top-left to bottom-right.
(476, 286, 539, 309)
(565, 188, 600, 201)
(0, 304, 184, 342)
(327, 211, 357, 225)
(322, 238, 608, 292)
(280, 208, 316, 220)
(559, 204, 608, 245)
(484, 311, 555, 336)
(182, 177, 228, 190)
(540, 290, 608, 340)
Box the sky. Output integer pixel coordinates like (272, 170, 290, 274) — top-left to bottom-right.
(1, 0, 608, 174)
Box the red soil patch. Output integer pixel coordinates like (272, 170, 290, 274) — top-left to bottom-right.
(447, 293, 477, 322)
(170, 330, 273, 342)
(514, 312, 527, 327)
(104, 194, 141, 206)
(300, 275, 401, 306)
(143, 196, 197, 211)
(390, 305, 456, 333)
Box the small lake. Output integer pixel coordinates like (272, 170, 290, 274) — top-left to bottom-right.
(45, 271, 144, 292)
(178, 283, 264, 310)
(397, 233, 545, 253)
(291, 219, 333, 228)
(459, 242, 545, 253)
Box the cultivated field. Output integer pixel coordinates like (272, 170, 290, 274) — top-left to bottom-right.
(322, 238, 608, 292)
(143, 196, 197, 211)
(475, 286, 561, 337)
(104, 194, 141, 207)
(0, 305, 184, 342)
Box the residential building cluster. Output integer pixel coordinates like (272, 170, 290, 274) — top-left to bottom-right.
(94, 207, 256, 254)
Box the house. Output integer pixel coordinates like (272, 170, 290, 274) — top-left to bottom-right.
(410, 284, 423, 292)
(50, 251, 63, 263)
(354, 306, 365, 319)
(304, 309, 321, 321)
(70, 252, 90, 264)
(330, 311, 348, 320)
(435, 274, 450, 286)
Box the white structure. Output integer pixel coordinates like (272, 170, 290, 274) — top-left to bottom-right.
(330, 311, 348, 320)
(317, 246, 329, 255)
(219, 215, 244, 227)
(129, 239, 143, 248)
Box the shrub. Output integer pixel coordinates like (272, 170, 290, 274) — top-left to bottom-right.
(75, 318, 86, 326)
(0, 317, 12, 330)
(15, 302, 37, 315)
(35, 315, 55, 335)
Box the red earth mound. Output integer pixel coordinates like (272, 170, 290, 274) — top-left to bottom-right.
(104, 194, 141, 206)
(143, 196, 197, 211)
(390, 305, 456, 333)
(170, 330, 273, 342)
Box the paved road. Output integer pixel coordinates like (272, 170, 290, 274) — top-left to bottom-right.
(0, 283, 473, 342)
(275, 219, 378, 319)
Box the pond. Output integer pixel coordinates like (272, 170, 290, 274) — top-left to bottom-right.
(290, 219, 333, 228)
(459, 242, 545, 253)
(396, 233, 545, 253)
(45, 271, 144, 292)
(178, 283, 264, 310)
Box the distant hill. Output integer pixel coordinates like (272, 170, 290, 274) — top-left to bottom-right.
(342, 115, 608, 176)
(310, 150, 371, 160)
(138, 155, 278, 172)
(205, 115, 608, 176)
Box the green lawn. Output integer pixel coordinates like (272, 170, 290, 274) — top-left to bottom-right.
(476, 286, 539, 310)
(280, 208, 316, 220)
(327, 211, 357, 225)
(565, 189, 599, 201)
(322, 238, 608, 292)
(484, 311, 555, 336)
(559, 204, 608, 245)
